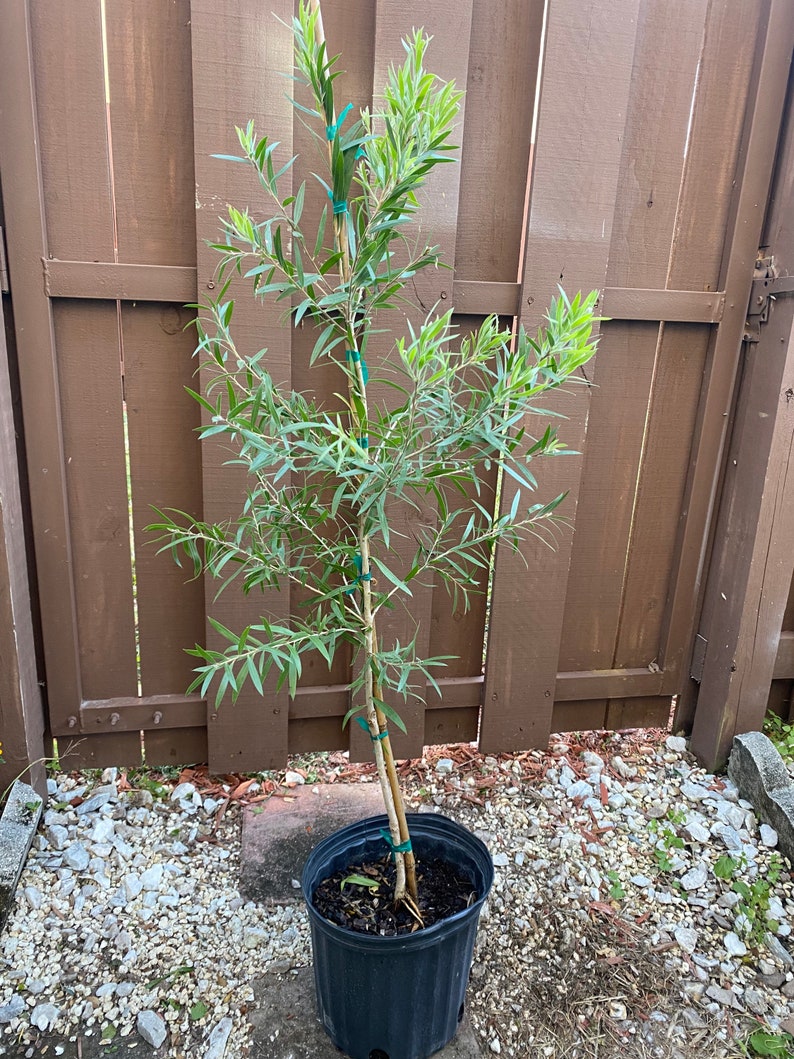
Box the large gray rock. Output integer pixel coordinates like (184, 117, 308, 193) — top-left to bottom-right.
(0, 780, 44, 934)
(728, 732, 794, 863)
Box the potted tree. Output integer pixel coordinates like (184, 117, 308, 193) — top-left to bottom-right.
(150, 3, 598, 1056)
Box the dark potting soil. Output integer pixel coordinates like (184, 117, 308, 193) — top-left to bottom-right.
(312, 854, 478, 936)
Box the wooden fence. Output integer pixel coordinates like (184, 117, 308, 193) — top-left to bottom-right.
(0, 0, 792, 778)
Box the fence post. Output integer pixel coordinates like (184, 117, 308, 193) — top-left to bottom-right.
(0, 294, 47, 799)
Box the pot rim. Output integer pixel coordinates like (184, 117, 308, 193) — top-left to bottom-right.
(301, 811, 494, 949)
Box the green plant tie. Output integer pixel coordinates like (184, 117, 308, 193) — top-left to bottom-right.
(326, 103, 353, 141)
(344, 553, 372, 595)
(345, 349, 369, 385)
(328, 191, 348, 215)
(380, 828, 412, 855)
(355, 145, 366, 161)
(356, 717, 387, 740)
(356, 436, 369, 449)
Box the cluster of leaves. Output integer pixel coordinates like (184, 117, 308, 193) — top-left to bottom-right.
(763, 711, 794, 762)
(714, 851, 783, 950)
(744, 1028, 794, 1057)
(148, 4, 599, 735)
(648, 812, 686, 874)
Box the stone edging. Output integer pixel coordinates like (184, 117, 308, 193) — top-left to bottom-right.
(0, 780, 44, 934)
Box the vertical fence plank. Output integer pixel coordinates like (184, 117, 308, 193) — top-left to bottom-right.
(558, 0, 707, 689)
(105, 0, 196, 266)
(0, 3, 84, 736)
(613, 0, 771, 700)
(190, 0, 294, 771)
(285, 0, 375, 759)
(0, 291, 47, 797)
(347, 0, 474, 761)
(122, 305, 204, 697)
(454, 0, 544, 285)
(690, 313, 794, 767)
(55, 303, 138, 701)
(689, 33, 794, 767)
(481, 0, 641, 752)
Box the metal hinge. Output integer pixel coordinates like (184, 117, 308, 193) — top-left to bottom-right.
(744, 255, 794, 342)
(690, 633, 708, 683)
(0, 226, 8, 293)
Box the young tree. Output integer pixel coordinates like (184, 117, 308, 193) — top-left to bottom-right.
(149, 0, 598, 920)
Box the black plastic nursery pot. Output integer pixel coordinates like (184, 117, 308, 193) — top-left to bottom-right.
(301, 812, 494, 1059)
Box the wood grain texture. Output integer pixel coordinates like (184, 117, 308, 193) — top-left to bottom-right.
(690, 37, 794, 765)
(55, 302, 138, 701)
(0, 2, 85, 731)
(690, 311, 794, 768)
(559, 0, 706, 693)
(122, 304, 205, 696)
(481, 0, 641, 752)
(286, 0, 375, 710)
(0, 293, 47, 795)
(105, 0, 196, 265)
(346, 0, 475, 762)
(644, 0, 791, 703)
(454, 0, 544, 284)
(30, 1, 115, 260)
(190, 0, 295, 771)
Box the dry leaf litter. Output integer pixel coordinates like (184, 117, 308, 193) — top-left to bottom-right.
(0, 729, 793, 1058)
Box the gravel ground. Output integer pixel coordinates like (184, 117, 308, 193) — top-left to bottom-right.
(1, 729, 793, 1058)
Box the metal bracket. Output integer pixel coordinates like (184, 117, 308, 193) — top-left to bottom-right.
(0, 226, 9, 293)
(744, 255, 794, 342)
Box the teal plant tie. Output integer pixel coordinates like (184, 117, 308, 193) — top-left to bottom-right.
(345, 349, 369, 385)
(355, 145, 366, 161)
(356, 717, 387, 740)
(326, 102, 353, 141)
(344, 553, 372, 595)
(356, 436, 369, 449)
(327, 190, 348, 215)
(380, 828, 412, 856)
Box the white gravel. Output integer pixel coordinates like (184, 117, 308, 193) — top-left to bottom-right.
(1, 733, 794, 1057)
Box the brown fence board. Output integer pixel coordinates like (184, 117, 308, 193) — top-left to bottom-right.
(689, 12, 794, 765)
(55, 303, 138, 702)
(481, 0, 641, 752)
(454, 0, 544, 285)
(0, 3, 88, 730)
(122, 304, 205, 696)
(190, 0, 296, 771)
(654, 0, 789, 692)
(105, 0, 196, 266)
(285, 0, 376, 726)
(558, 0, 707, 689)
(1, 0, 787, 770)
(345, 0, 475, 763)
(30, 2, 115, 261)
(144, 727, 209, 768)
(0, 292, 47, 795)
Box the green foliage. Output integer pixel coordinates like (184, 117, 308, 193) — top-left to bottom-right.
(713, 851, 783, 951)
(605, 870, 624, 901)
(341, 874, 380, 892)
(744, 1029, 794, 1057)
(763, 711, 794, 761)
(148, 1, 599, 738)
(648, 818, 685, 874)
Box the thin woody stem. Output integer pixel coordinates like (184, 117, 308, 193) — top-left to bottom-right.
(309, 1, 414, 906)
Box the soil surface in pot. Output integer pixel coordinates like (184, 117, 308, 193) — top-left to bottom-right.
(313, 854, 477, 936)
